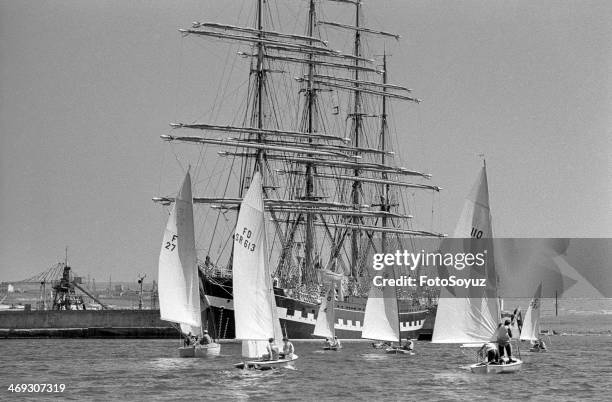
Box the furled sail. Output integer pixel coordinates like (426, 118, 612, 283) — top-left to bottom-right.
(520, 283, 543, 342)
(432, 166, 499, 343)
(232, 171, 283, 358)
(158, 171, 202, 335)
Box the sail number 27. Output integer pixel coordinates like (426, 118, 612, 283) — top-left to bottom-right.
(235, 227, 256, 252)
(165, 234, 177, 251)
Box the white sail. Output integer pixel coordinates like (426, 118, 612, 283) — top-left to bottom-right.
(233, 171, 283, 358)
(362, 269, 400, 342)
(432, 166, 499, 343)
(313, 284, 336, 339)
(452, 166, 491, 239)
(158, 171, 202, 334)
(520, 283, 543, 341)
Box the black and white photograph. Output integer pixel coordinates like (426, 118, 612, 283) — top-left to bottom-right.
(1, 0, 611, 400)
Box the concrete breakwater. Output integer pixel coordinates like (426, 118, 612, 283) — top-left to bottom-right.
(0, 310, 176, 338)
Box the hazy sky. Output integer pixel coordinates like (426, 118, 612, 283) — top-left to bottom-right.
(1, 0, 610, 282)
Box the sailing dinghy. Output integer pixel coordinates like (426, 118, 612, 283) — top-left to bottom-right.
(232, 172, 298, 370)
(521, 283, 548, 352)
(432, 165, 521, 373)
(314, 282, 342, 350)
(158, 171, 220, 357)
(362, 265, 414, 356)
(314, 268, 346, 350)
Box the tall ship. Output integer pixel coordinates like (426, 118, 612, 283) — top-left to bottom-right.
(154, 0, 446, 340)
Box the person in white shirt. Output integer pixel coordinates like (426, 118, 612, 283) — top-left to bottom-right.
(282, 337, 295, 359)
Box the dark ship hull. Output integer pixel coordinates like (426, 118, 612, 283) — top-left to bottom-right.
(202, 275, 436, 341)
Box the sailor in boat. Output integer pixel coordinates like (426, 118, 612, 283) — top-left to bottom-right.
(199, 330, 213, 345)
(401, 339, 414, 352)
(478, 342, 500, 364)
(281, 337, 295, 359)
(184, 332, 193, 347)
(495, 319, 516, 363)
(538, 337, 547, 350)
(264, 338, 280, 361)
(325, 338, 333, 348)
(332, 336, 341, 349)
(531, 337, 547, 351)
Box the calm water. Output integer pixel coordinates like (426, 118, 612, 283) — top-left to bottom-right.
(2, 335, 611, 401)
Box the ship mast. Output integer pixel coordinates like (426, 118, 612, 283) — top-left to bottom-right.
(303, 0, 316, 284)
(350, 0, 363, 280)
(380, 52, 389, 254)
(255, 0, 265, 173)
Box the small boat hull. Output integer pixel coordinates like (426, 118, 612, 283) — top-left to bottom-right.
(194, 343, 221, 357)
(179, 346, 195, 357)
(470, 359, 523, 374)
(323, 345, 341, 351)
(234, 354, 299, 370)
(384, 347, 414, 355)
(529, 347, 547, 353)
(179, 343, 221, 358)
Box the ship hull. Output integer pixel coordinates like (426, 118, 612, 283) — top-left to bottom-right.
(202, 276, 436, 340)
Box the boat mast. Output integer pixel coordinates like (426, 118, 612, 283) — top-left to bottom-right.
(350, 0, 363, 280)
(237, 0, 267, 197)
(380, 52, 401, 343)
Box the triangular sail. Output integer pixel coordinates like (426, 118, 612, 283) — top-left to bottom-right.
(520, 283, 543, 341)
(362, 269, 400, 342)
(452, 166, 491, 239)
(432, 166, 499, 343)
(313, 284, 336, 339)
(158, 171, 202, 335)
(509, 306, 522, 339)
(232, 171, 283, 358)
